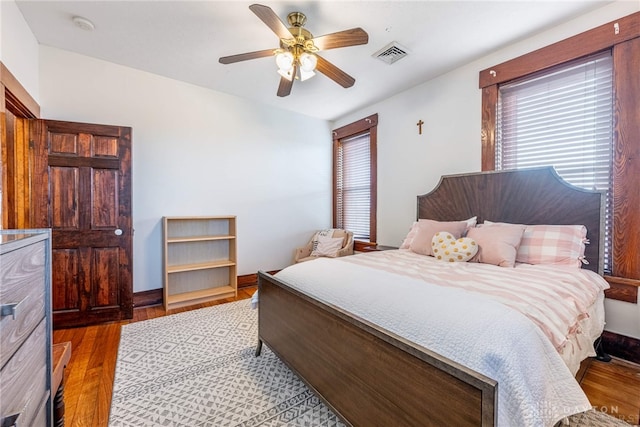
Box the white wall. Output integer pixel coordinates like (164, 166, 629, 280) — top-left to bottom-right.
(0, 0, 40, 101)
(337, 64, 483, 249)
(39, 46, 332, 293)
(333, 0, 640, 339)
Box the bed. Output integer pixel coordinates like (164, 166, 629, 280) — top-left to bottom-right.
(256, 167, 609, 427)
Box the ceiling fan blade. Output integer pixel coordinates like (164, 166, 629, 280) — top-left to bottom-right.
(316, 55, 355, 88)
(219, 48, 275, 64)
(313, 28, 369, 51)
(277, 65, 296, 97)
(249, 4, 293, 40)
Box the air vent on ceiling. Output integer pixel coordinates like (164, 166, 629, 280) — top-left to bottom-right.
(373, 42, 409, 65)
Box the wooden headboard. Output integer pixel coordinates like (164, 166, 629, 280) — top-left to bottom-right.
(417, 167, 604, 274)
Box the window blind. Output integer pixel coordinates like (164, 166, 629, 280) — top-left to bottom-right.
(497, 51, 613, 272)
(336, 133, 371, 240)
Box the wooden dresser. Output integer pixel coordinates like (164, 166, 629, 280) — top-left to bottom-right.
(0, 229, 52, 426)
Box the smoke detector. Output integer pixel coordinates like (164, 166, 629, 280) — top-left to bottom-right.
(72, 16, 95, 31)
(373, 42, 409, 65)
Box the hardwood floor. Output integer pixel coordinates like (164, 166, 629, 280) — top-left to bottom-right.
(53, 285, 640, 426)
(580, 357, 640, 425)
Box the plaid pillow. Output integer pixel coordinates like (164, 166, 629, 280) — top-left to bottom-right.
(516, 224, 588, 267)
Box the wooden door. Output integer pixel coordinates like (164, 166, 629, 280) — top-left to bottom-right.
(30, 119, 133, 328)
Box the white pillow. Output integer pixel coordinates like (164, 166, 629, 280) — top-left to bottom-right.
(311, 235, 345, 257)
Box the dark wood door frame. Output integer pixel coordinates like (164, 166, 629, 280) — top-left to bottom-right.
(1, 62, 40, 229)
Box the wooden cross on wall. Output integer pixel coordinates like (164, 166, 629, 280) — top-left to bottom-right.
(417, 119, 424, 135)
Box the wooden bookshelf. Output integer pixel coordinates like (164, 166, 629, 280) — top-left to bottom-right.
(162, 216, 237, 311)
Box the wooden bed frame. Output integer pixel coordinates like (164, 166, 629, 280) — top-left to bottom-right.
(256, 167, 604, 426)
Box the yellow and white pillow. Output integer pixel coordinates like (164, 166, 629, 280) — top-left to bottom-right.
(431, 231, 478, 262)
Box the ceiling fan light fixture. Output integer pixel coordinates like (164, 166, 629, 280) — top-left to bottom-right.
(299, 52, 317, 72)
(219, 4, 369, 97)
(275, 51, 294, 72)
(276, 50, 316, 82)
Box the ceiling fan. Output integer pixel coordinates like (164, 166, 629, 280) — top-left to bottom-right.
(219, 4, 369, 97)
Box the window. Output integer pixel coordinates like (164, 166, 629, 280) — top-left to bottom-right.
(496, 51, 614, 272)
(333, 114, 377, 244)
(480, 12, 640, 299)
(335, 134, 371, 238)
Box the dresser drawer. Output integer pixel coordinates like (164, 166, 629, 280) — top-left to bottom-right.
(0, 319, 48, 426)
(0, 240, 46, 369)
(30, 396, 49, 427)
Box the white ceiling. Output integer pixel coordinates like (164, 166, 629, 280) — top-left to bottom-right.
(16, 0, 611, 121)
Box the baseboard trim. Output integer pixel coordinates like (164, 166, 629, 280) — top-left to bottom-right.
(238, 273, 258, 288)
(133, 271, 280, 308)
(133, 289, 163, 308)
(601, 330, 640, 365)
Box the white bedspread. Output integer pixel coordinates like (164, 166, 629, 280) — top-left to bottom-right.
(274, 250, 609, 427)
(342, 250, 607, 355)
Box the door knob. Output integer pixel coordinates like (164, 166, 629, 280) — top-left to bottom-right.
(114, 229, 123, 236)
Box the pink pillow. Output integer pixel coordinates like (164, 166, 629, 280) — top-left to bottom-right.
(485, 221, 588, 267)
(400, 222, 419, 249)
(400, 217, 477, 249)
(409, 220, 469, 256)
(467, 223, 526, 267)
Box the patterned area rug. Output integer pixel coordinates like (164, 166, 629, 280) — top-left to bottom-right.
(108, 299, 631, 427)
